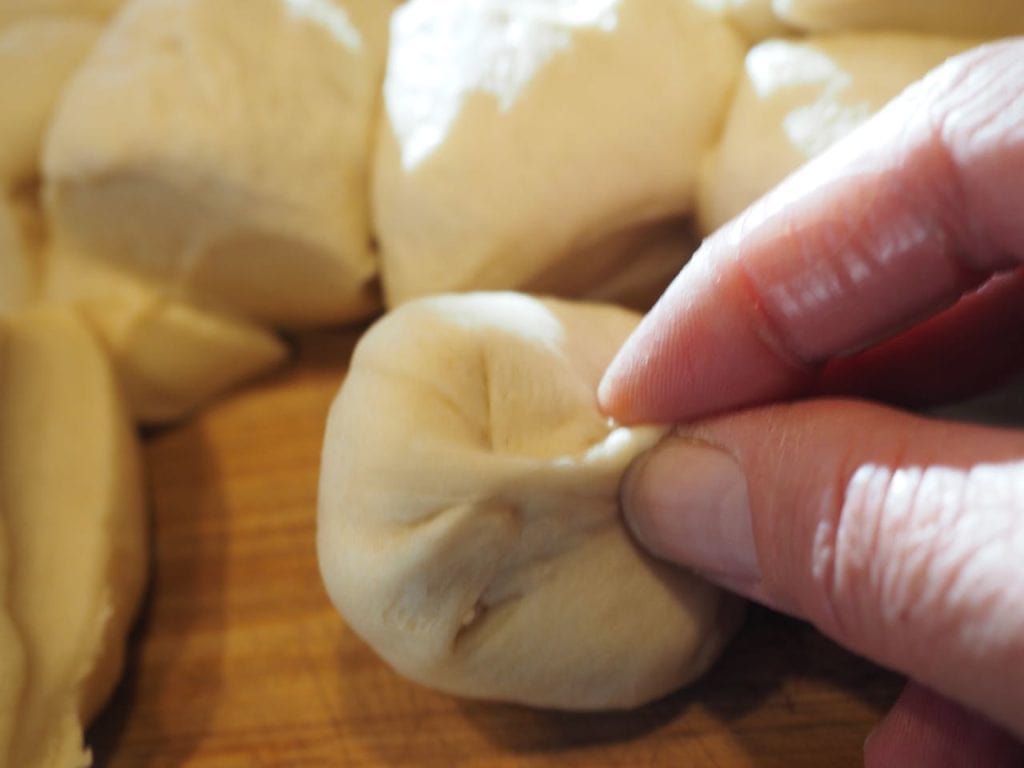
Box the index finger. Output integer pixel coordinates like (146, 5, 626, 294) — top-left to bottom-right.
(600, 39, 1024, 425)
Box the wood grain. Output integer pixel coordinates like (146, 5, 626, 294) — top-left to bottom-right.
(88, 326, 902, 767)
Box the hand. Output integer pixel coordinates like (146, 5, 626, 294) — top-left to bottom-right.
(600, 39, 1024, 767)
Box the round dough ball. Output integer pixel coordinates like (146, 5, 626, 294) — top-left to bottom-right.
(44, 0, 388, 327)
(697, 33, 977, 233)
(773, 0, 1024, 38)
(318, 292, 742, 710)
(374, 0, 744, 307)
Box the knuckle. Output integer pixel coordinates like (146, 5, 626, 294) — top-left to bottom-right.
(817, 456, 1024, 666)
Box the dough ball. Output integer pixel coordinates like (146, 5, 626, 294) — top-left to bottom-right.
(694, 0, 792, 40)
(46, 252, 289, 424)
(0, 16, 100, 187)
(374, 0, 744, 307)
(44, 0, 390, 328)
(697, 33, 976, 233)
(0, 306, 146, 766)
(773, 0, 1024, 38)
(318, 292, 742, 710)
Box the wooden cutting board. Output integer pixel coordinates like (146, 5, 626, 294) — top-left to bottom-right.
(88, 326, 901, 767)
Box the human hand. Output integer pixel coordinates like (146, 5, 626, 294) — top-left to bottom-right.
(600, 39, 1024, 767)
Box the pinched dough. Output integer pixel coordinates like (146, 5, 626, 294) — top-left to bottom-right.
(318, 292, 742, 710)
(697, 33, 976, 233)
(44, 0, 389, 327)
(374, 0, 743, 307)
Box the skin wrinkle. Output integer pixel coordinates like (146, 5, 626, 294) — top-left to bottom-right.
(942, 44, 1024, 267)
(925, 55, 1001, 271)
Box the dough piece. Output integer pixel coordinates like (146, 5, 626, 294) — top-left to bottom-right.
(374, 0, 744, 307)
(0, 0, 122, 28)
(0, 306, 146, 767)
(0, 197, 34, 313)
(47, 253, 288, 424)
(0, 17, 100, 187)
(44, 0, 388, 328)
(694, 0, 792, 40)
(318, 292, 742, 710)
(0, 519, 26, 765)
(773, 0, 1024, 38)
(698, 34, 976, 233)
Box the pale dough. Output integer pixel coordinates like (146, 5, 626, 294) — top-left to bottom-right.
(46, 252, 289, 424)
(697, 33, 977, 233)
(694, 0, 792, 40)
(374, 0, 743, 307)
(0, 306, 146, 767)
(0, 196, 33, 314)
(0, 0, 123, 28)
(318, 292, 742, 710)
(44, 0, 391, 327)
(0, 17, 100, 188)
(774, 0, 1024, 37)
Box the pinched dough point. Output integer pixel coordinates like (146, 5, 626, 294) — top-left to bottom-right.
(44, 0, 388, 327)
(375, 0, 743, 307)
(0, 307, 146, 767)
(773, 0, 1024, 38)
(319, 293, 742, 710)
(697, 33, 977, 234)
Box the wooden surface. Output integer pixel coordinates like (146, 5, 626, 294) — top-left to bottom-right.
(88, 327, 903, 767)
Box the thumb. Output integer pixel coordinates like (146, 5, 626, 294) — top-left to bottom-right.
(622, 399, 1024, 738)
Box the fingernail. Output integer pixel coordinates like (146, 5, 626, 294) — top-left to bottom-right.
(622, 436, 759, 584)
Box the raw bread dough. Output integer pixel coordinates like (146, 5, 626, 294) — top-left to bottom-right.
(0, 520, 25, 765)
(47, 252, 288, 424)
(0, 197, 34, 314)
(0, 17, 100, 187)
(697, 33, 976, 233)
(694, 0, 791, 40)
(773, 0, 1024, 37)
(44, 0, 390, 327)
(0, 306, 146, 767)
(318, 292, 742, 710)
(374, 0, 743, 307)
(0, 0, 123, 27)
